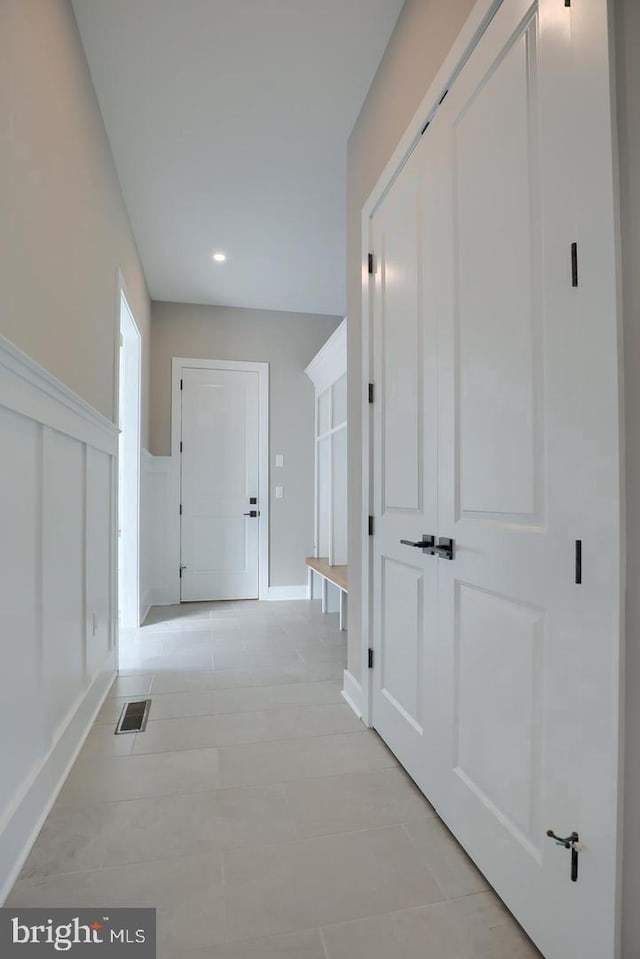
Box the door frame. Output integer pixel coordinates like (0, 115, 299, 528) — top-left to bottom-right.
(171, 357, 270, 602)
(115, 277, 142, 629)
(358, 0, 504, 727)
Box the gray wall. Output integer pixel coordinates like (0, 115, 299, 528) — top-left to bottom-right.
(346, 0, 477, 681)
(0, 0, 150, 439)
(616, 0, 640, 953)
(150, 302, 341, 588)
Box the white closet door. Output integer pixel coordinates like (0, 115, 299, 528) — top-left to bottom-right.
(370, 134, 440, 798)
(369, 1, 621, 956)
(181, 368, 260, 601)
(432, 2, 620, 957)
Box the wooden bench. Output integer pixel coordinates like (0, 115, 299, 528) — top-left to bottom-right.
(305, 556, 348, 630)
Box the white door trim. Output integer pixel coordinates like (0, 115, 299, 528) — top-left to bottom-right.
(171, 357, 270, 602)
(117, 288, 142, 629)
(358, 0, 504, 727)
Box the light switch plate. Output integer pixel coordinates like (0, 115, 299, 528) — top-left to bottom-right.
(275, 453, 284, 468)
(275, 485, 284, 499)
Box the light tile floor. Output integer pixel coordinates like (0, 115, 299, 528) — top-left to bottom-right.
(8, 599, 542, 958)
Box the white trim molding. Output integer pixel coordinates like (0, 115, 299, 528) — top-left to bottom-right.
(0, 333, 118, 902)
(171, 357, 270, 602)
(140, 450, 176, 614)
(342, 669, 363, 720)
(266, 585, 311, 602)
(305, 318, 347, 394)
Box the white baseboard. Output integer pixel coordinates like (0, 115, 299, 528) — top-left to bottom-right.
(266, 584, 311, 601)
(148, 588, 176, 607)
(342, 669, 363, 720)
(0, 664, 115, 904)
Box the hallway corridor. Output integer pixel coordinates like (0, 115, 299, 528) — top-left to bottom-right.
(7, 601, 540, 957)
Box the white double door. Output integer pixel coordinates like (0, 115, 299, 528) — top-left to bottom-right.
(371, 2, 621, 958)
(180, 367, 260, 601)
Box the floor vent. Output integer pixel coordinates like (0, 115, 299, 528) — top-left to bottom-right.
(115, 699, 151, 734)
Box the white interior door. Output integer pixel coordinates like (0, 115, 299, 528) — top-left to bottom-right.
(370, 134, 440, 798)
(180, 367, 260, 601)
(433, 3, 620, 956)
(369, 2, 621, 957)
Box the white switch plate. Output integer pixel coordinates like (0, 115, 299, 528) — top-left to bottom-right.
(275, 454, 284, 468)
(275, 485, 284, 499)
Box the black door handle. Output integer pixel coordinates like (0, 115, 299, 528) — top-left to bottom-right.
(400, 535, 435, 552)
(433, 538, 455, 560)
(400, 536, 454, 559)
(243, 510, 260, 517)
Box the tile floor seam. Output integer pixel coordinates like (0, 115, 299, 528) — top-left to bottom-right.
(145, 673, 345, 696)
(95, 697, 346, 724)
(317, 925, 331, 959)
(398, 821, 452, 903)
(54, 764, 413, 813)
(315, 897, 464, 937)
(16, 822, 445, 883)
(129, 700, 353, 726)
(122, 727, 386, 758)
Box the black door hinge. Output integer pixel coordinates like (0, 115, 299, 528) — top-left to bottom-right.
(575, 540, 582, 584)
(179, 504, 182, 516)
(368, 516, 374, 536)
(368, 253, 375, 275)
(368, 383, 374, 404)
(180, 378, 183, 390)
(571, 242, 578, 287)
(179, 567, 183, 578)
(180, 441, 183, 453)
(564, 0, 571, 6)
(368, 648, 374, 669)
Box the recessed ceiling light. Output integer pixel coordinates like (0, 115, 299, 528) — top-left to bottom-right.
(212, 252, 227, 263)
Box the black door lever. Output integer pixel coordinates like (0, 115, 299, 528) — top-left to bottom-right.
(400, 536, 454, 559)
(243, 510, 260, 518)
(433, 537, 455, 560)
(400, 535, 435, 553)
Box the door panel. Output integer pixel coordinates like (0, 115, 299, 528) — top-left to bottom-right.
(371, 135, 439, 798)
(181, 368, 260, 601)
(380, 557, 424, 728)
(380, 190, 422, 513)
(454, 24, 543, 521)
(454, 583, 544, 847)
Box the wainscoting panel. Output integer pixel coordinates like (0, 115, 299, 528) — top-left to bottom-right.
(0, 335, 118, 903)
(42, 429, 86, 736)
(86, 446, 114, 680)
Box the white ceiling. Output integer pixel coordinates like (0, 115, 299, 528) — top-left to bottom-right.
(72, 0, 404, 316)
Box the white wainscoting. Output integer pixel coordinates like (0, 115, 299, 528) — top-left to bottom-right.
(140, 451, 178, 614)
(0, 335, 118, 903)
